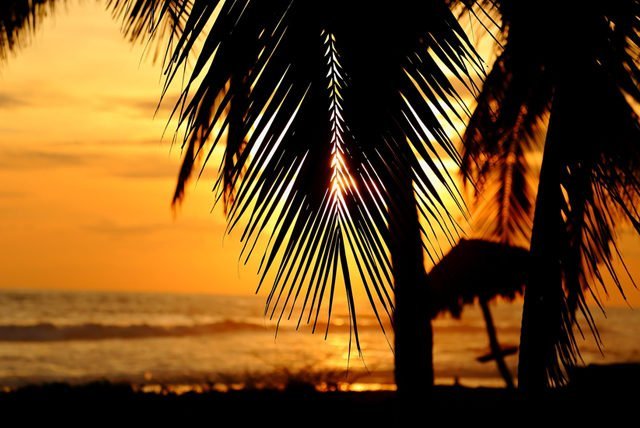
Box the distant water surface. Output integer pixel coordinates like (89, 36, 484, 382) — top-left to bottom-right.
(0, 291, 637, 390)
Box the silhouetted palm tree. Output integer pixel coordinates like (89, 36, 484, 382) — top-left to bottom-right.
(109, 0, 483, 394)
(3, 1, 507, 395)
(458, 0, 640, 392)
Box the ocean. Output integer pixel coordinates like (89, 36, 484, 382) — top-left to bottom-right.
(0, 290, 638, 391)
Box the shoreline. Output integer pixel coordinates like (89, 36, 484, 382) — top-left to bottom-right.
(1, 374, 638, 423)
(1, 362, 638, 393)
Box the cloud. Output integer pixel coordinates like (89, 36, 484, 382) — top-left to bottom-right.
(0, 93, 28, 109)
(50, 138, 166, 148)
(84, 219, 213, 238)
(108, 158, 178, 180)
(0, 145, 179, 177)
(0, 191, 27, 200)
(100, 93, 182, 118)
(85, 220, 170, 237)
(0, 149, 88, 170)
(0, 127, 22, 134)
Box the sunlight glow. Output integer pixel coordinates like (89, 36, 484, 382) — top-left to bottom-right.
(324, 32, 357, 208)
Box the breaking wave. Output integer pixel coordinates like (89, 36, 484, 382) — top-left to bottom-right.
(0, 321, 270, 342)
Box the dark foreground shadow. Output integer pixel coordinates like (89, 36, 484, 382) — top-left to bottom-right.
(1, 363, 638, 425)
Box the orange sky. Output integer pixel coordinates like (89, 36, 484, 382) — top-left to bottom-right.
(0, 1, 249, 295)
(0, 1, 639, 307)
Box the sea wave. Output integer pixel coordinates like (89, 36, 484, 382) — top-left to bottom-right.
(0, 321, 271, 342)
(0, 320, 399, 342)
(0, 319, 522, 342)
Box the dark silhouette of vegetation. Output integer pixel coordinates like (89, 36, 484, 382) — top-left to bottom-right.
(109, 0, 482, 395)
(5, 0, 640, 397)
(3, 370, 640, 424)
(0, 0, 487, 396)
(0, 0, 59, 59)
(458, 0, 640, 392)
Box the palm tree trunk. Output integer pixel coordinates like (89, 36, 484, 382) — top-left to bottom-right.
(518, 90, 565, 393)
(479, 298, 514, 389)
(390, 164, 433, 396)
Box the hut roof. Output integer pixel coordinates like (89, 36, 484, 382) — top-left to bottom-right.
(429, 239, 529, 318)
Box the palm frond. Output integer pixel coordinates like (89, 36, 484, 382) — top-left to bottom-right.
(393, 5, 484, 258)
(133, 0, 483, 351)
(0, 0, 59, 59)
(461, 31, 551, 246)
(557, 67, 640, 363)
(542, 3, 640, 386)
(108, 0, 192, 64)
(464, 0, 640, 386)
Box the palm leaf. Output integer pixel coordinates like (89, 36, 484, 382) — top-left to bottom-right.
(0, 0, 60, 59)
(460, 0, 640, 386)
(114, 0, 483, 351)
(107, 0, 191, 64)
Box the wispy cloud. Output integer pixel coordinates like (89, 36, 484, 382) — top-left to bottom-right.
(0, 145, 179, 177)
(99, 94, 182, 118)
(0, 149, 88, 170)
(84, 219, 213, 238)
(110, 162, 178, 179)
(0, 191, 28, 200)
(85, 220, 170, 237)
(102, 151, 179, 180)
(0, 92, 28, 109)
(50, 138, 166, 148)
